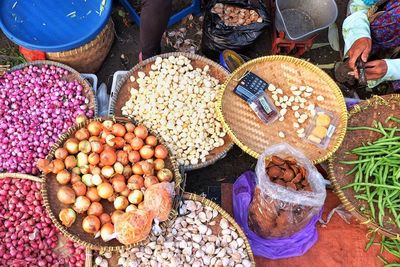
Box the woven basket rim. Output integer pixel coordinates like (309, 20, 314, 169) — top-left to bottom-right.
(0, 172, 94, 265)
(328, 94, 400, 239)
(41, 116, 184, 251)
(215, 55, 348, 164)
(108, 52, 234, 171)
(9, 60, 98, 116)
(183, 192, 256, 266)
(46, 20, 114, 56)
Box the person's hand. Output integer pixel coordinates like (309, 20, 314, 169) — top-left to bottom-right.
(365, 60, 388, 80)
(347, 37, 372, 71)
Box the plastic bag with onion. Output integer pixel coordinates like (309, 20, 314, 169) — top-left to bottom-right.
(115, 209, 154, 245)
(143, 182, 175, 222)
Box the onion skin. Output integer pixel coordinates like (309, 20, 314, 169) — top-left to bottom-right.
(59, 208, 77, 227)
(145, 135, 158, 147)
(112, 123, 126, 137)
(64, 138, 79, 154)
(78, 140, 91, 154)
(125, 204, 137, 212)
(127, 175, 144, 190)
(157, 168, 173, 182)
(86, 187, 101, 202)
(101, 166, 115, 178)
(153, 159, 165, 171)
(112, 137, 125, 149)
(87, 202, 104, 216)
(100, 223, 115, 242)
(112, 180, 127, 193)
(97, 183, 114, 199)
(76, 114, 87, 124)
(102, 120, 114, 130)
(72, 181, 87, 196)
(123, 165, 133, 178)
(87, 121, 103, 136)
(134, 125, 148, 139)
(114, 196, 129, 210)
(56, 169, 71, 185)
(141, 161, 154, 176)
(144, 176, 159, 188)
(154, 145, 168, 159)
(70, 172, 81, 184)
(57, 186, 76, 204)
(132, 162, 144, 175)
(55, 148, 68, 160)
(125, 122, 135, 133)
(128, 190, 143, 205)
(100, 150, 117, 166)
(111, 210, 124, 224)
(75, 128, 90, 141)
(130, 137, 144, 151)
(73, 196, 91, 213)
(128, 151, 141, 163)
(90, 141, 104, 154)
(77, 152, 88, 167)
(52, 159, 65, 174)
(99, 213, 111, 225)
(140, 145, 154, 160)
(124, 132, 135, 143)
(116, 151, 129, 165)
(82, 215, 101, 234)
(114, 162, 124, 174)
(88, 152, 100, 165)
(64, 155, 78, 169)
(37, 159, 52, 174)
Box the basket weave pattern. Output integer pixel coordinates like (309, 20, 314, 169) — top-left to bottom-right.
(46, 19, 115, 73)
(216, 55, 348, 163)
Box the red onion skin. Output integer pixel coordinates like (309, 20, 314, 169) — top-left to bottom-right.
(0, 65, 94, 174)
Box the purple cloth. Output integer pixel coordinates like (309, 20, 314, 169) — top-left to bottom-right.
(233, 171, 322, 259)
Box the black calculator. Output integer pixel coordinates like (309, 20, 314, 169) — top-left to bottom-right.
(234, 71, 269, 102)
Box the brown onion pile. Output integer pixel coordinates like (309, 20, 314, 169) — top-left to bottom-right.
(38, 120, 174, 242)
(0, 178, 61, 266)
(211, 3, 263, 26)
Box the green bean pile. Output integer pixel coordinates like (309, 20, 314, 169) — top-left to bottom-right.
(340, 116, 400, 228)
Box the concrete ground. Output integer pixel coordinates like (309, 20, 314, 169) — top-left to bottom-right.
(0, 0, 349, 202)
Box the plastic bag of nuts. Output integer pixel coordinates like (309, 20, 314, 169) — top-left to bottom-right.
(248, 144, 327, 238)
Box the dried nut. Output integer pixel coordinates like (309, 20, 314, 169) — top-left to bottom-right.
(299, 166, 307, 177)
(267, 166, 283, 178)
(271, 156, 285, 165)
(285, 157, 297, 165)
(292, 173, 303, 183)
(282, 169, 295, 181)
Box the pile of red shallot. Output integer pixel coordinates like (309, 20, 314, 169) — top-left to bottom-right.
(0, 65, 94, 175)
(0, 178, 85, 266)
(38, 119, 174, 244)
(211, 3, 263, 26)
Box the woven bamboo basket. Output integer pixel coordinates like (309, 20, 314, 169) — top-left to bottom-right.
(109, 52, 234, 171)
(105, 192, 256, 266)
(0, 173, 93, 267)
(328, 94, 400, 239)
(41, 116, 184, 251)
(46, 19, 115, 73)
(216, 55, 348, 164)
(10, 60, 98, 116)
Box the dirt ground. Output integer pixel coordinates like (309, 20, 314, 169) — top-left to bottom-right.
(0, 0, 349, 203)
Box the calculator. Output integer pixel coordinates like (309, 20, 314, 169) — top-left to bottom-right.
(234, 71, 269, 102)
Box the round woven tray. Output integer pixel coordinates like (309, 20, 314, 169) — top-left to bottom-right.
(0, 173, 93, 267)
(46, 19, 115, 73)
(10, 60, 98, 116)
(216, 55, 348, 164)
(109, 52, 234, 171)
(106, 192, 256, 266)
(41, 116, 183, 251)
(328, 95, 400, 239)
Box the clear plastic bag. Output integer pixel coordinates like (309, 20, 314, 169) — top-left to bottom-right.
(249, 143, 327, 238)
(143, 182, 175, 222)
(115, 209, 154, 245)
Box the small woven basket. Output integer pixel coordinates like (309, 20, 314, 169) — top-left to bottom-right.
(184, 192, 256, 266)
(41, 116, 184, 251)
(109, 52, 234, 171)
(10, 60, 98, 116)
(216, 55, 348, 164)
(0, 173, 93, 267)
(328, 95, 400, 239)
(46, 19, 115, 73)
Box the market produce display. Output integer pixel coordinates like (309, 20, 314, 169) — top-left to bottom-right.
(218, 56, 347, 163)
(249, 155, 314, 238)
(0, 176, 86, 266)
(40, 118, 180, 249)
(211, 3, 263, 26)
(120, 54, 231, 167)
(329, 95, 400, 237)
(0, 63, 94, 175)
(340, 118, 400, 228)
(96, 194, 254, 266)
